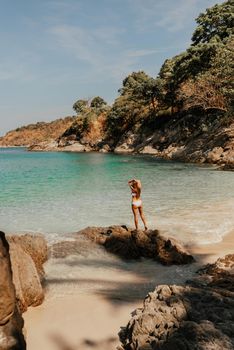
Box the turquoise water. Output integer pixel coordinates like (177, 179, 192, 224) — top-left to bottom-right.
(0, 147, 234, 244)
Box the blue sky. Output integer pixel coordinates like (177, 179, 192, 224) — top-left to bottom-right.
(0, 0, 223, 135)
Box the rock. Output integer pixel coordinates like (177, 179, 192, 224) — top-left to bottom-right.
(207, 147, 224, 163)
(28, 140, 59, 151)
(114, 131, 138, 153)
(78, 226, 194, 265)
(51, 235, 96, 258)
(140, 145, 159, 155)
(0, 232, 26, 349)
(119, 255, 234, 350)
(114, 143, 134, 153)
(7, 234, 48, 313)
(62, 142, 92, 152)
(191, 254, 234, 291)
(8, 234, 48, 279)
(9, 242, 44, 313)
(99, 144, 111, 153)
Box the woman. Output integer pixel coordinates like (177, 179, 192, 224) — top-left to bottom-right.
(128, 178, 147, 231)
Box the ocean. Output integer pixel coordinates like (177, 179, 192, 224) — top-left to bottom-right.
(1, 147, 233, 245)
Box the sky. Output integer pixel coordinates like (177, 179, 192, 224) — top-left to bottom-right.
(0, 0, 223, 136)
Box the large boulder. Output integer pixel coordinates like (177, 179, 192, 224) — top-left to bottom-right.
(8, 234, 48, 279)
(8, 234, 48, 312)
(119, 254, 234, 350)
(78, 226, 194, 265)
(9, 242, 44, 313)
(0, 231, 26, 350)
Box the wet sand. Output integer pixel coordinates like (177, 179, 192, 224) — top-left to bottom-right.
(189, 230, 234, 264)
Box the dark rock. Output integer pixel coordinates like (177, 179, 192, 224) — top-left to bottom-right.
(0, 231, 26, 350)
(78, 226, 194, 265)
(191, 254, 234, 291)
(119, 254, 234, 350)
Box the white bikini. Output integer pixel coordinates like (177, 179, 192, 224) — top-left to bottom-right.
(131, 192, 142, 207)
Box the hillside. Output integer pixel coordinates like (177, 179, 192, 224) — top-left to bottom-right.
(0, 116, 74, 146)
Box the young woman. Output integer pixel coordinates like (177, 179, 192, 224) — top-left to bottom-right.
(128, 178, 147, 231)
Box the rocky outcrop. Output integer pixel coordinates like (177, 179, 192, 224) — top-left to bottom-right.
(0, 231, 26, 350)
(24, 111, 234, 169)
(119, 253, 234, 350)
(75, 226, 194, 265)
(8, 234, 48, 279)
(8, 234, 48, 312)
(0, 117, 74, 147)
(191, 254, 234, 290)
(2, 102, 232, 168)
(28, 139, 92, 152)
(114, 113, 234, 169)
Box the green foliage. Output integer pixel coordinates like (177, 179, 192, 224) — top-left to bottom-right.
(157, 1, 234, 112)
(192, 0, 234, 45)
(82, 111, 98, 132)
(90, 96, 107, 109)
(73, 99, 88, 114)
(69, 0, 233, 143)
(107, 96, 139, 136)
(118, 71, 164, 112)
(120, 71, 151, 96)
(106, 71, 160, 137)
(204, 35, 234, 108)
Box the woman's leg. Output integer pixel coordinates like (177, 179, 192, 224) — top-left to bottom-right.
(139, 206, 147, 230)
(132, 206, 138, 230)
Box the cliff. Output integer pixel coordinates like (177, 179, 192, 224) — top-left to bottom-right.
(0, 116, 74, 147)
(27, 110, 234, 169)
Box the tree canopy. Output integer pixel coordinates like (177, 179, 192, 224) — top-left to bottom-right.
(70, 0, 233, 143)
(73, 99, 88, 114)
(192, 0, 234, 45)
(90, 96, 107, 109)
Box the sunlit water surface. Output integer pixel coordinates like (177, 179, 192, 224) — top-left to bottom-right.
(1, 147, 233, 297)
(1, 147, 233, 244)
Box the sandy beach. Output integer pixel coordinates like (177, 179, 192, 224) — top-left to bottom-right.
(189, 230, 234, 264)
(23, 230, 234, 350)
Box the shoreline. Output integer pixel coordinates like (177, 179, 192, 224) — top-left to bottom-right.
(1, 145, 233, 171)
(188, 229, 234, 264)
(24, 229, 234, 350)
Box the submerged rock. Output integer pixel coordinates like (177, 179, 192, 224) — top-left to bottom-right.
(119, 254, 234, 350)
(0, 231, 26, 350)
(77, 225, 194, 265)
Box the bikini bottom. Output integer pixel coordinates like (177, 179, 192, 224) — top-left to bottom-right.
(132, 199, 142, 207)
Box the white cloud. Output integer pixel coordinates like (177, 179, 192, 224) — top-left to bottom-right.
(50, 25, 101, 65)
(128, 0, 223, 32)
(49, 24, 138, 82)
(126, 47, 178, 57)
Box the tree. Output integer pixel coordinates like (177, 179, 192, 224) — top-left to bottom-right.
(119, 71, 152, 96)
(192, 0, 234, 45)
(90, 96, 107, 109)
(133, 77, 164, 112)
(73, 99, 88, 114)
(176, 35, 234, 112)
